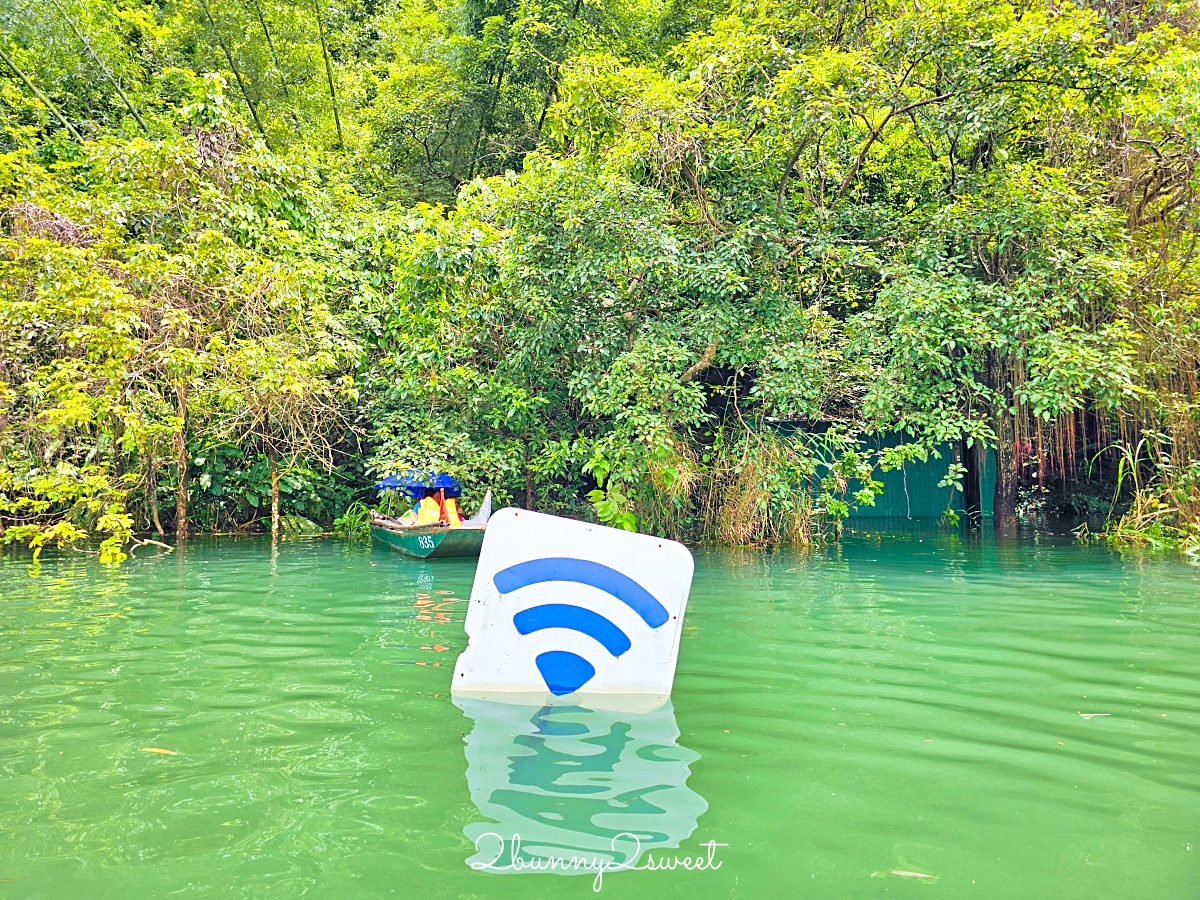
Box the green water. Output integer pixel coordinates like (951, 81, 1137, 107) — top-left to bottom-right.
(1, 528, 1198, 898)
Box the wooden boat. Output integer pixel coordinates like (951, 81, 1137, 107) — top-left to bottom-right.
(370, 519, 486, 559)
(369, 489, 491, 559)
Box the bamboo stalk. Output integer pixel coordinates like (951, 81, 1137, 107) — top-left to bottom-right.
(47, 0, 149, 133)
(0, 43, 84, 141)
(311, 0, 343, 147)
(248, 0, 290, 101)
(198, 0, 270, 143)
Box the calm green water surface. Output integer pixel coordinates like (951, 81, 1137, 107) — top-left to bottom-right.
(1, 528, 1198, 898)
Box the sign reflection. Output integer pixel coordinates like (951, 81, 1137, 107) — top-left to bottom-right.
(457, 699, 707, 875)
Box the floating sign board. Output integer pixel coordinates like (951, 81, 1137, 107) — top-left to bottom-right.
(452, 508, 694, 707)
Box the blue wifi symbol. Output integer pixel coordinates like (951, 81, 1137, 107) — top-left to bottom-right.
(495, 557, 670, 696)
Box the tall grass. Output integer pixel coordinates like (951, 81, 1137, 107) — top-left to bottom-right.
(334, 501, 372, 540)
(1107, 461, 1200, 556)
(698, 429, 817, 546)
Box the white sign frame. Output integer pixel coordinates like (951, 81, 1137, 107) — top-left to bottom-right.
(451, 508, 694, 708)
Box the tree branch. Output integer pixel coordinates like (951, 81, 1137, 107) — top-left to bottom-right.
(835, 92, 952, 202)
(680, 341, 719, 383)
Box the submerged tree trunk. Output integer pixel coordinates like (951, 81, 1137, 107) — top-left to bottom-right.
(175, 382, 189, 539)
(269, 446, 281, 542)
(961, 437, 982, 528)
(987, 352, 1018, 533)
(992, 405, 1018, 533)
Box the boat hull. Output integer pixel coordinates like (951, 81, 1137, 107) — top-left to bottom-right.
(370, 524, 485, 559)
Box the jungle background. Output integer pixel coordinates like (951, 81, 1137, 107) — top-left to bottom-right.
(0, 0, 1197, 559)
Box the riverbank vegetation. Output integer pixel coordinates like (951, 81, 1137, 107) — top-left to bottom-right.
(1, 0, 1197, 557)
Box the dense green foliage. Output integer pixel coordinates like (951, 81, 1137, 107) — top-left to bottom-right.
(1, 0, 1197, 556)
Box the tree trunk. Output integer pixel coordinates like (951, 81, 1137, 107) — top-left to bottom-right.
(993, 405, 1018, 533)
(468, 47, 509, 180)
(534, 0, 584, 142)
(269, 446, 281, 542)
(112, 412, 125, 482)
(961, 436, 982, 528)
(175, 382, 189, 539)
(148, 458, 164, 536)
(986, 352, 1018, 534)
(525, 467, 534, 511)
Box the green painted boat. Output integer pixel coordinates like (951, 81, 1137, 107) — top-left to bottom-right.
(370, 522, 486, 559)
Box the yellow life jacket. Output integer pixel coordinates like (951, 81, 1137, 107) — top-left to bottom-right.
(415, 496, 441, 525)
(444, 498, 462, 526)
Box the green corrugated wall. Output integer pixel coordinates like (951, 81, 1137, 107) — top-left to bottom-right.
(847, 434, 996, 519)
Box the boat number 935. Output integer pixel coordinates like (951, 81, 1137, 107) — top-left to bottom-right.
(418, 535, 436, 549)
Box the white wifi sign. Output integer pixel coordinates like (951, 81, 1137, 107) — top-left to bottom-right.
(452, 509, 694, 707)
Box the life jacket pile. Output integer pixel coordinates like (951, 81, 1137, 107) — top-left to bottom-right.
(412, 492, 462, 526)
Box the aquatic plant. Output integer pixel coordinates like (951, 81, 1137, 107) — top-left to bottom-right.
(333, 501, 372, 541)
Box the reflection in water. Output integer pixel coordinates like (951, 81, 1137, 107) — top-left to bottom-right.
(457, 699, 707, 875)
